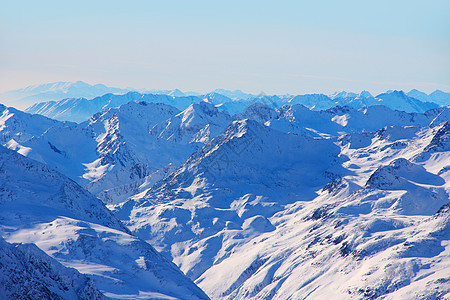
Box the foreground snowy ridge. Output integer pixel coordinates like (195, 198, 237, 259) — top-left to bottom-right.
(0, 146, 209, 299)
(0, 236, 104, 299)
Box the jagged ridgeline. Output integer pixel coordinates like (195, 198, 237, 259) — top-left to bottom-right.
(16, 82, 450, 123)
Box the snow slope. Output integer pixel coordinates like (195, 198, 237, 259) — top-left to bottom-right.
(0, 103, 73, 146)
(0, 145, 209, 300)
(1, 101, 188, 198)
(3, 101, 222, 205)
(268, 104, 450, 137)
(0, 236, 104, 299)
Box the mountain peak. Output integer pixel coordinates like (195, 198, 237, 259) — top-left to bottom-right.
(182, 100, 230, 121)
(386, 90, 407, 97)
(330, 91, 358, 99)
(150, 100, 232, 144)
(359, 90, 373, 98)
(168, 88, 185, 97)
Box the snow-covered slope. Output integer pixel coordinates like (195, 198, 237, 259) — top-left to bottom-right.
(374, 90, 438, 113)
(1, 102, 204, 205)
(2, 101, 184, 190)
(0, 236, 104, 299)
(194, 183, 450, 299)
(268, 104, 450, 137)
(0, 104, 73, 145)
(82, 101, 233, 204)
(0, 145, 209, 300)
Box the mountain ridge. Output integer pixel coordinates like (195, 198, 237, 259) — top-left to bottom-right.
(12, 81, 446, 123)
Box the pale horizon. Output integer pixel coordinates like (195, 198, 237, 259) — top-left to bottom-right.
(2, 79, 450, 98)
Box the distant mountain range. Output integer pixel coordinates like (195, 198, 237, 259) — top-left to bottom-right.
(0, 81, 129, 109)
(25, 89, 440, 123)
(0, 81, 249, 109)
(2, 81, 450, 122)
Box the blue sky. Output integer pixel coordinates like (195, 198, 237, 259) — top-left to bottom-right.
(1, 0, 449, 94)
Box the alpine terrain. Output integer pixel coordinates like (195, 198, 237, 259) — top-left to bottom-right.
(0, 85, 449, 299)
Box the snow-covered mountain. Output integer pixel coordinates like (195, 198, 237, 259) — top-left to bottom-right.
(329, 91, 359, 99)
(374, 90, 438, 113)
(234, 102, 280, 124)
(2, 101, 213, 204)
(0, 145, 209, 299)
(0, 103, 74, 145)
(332, 91, 376, 108)
(408, 89, 450, 106)
(5, 101, 450, 202)
(24, 91, 258, 123)
(330, 90, 439, 113)
(150, 101, 232, 144)
(212, 89, 255, 101)
(200, 92, 234, 106)
(287, 93, 337, 110)
(267, 103, 450, 137)
(25, 92, 199, 123)
(87, 101, 232, 204)
(0, 236, 104, 299)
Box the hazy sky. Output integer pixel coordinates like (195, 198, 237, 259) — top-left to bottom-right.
(1, 0, 449, 94)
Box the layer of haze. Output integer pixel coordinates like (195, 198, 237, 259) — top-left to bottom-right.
(1, 0, 449, 94)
